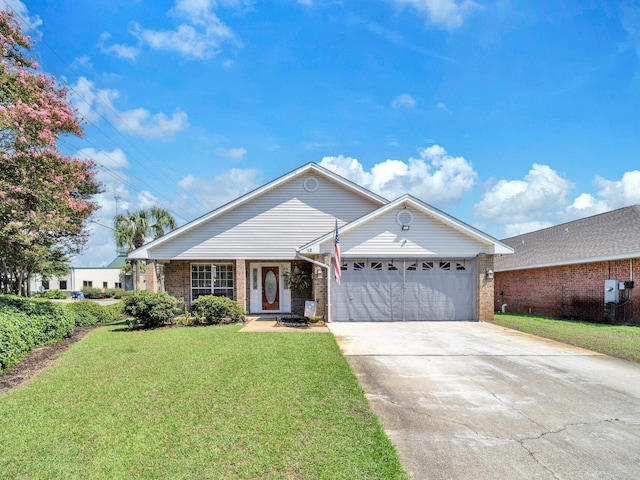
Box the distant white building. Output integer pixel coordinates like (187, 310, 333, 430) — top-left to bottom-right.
(29, 254, 135, 296)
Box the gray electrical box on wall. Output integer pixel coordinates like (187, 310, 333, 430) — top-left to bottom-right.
(604, 279, 619, 304)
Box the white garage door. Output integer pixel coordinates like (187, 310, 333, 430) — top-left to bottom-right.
(332, 259, 477, 321)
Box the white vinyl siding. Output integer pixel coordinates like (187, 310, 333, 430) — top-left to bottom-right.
(320, 207, 492, 258)
(150, 175, 382, 260)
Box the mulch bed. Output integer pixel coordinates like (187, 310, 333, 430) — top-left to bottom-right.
(0, 325, 98, 395)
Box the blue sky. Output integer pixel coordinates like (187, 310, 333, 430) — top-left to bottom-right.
(5, 0, 640, 267)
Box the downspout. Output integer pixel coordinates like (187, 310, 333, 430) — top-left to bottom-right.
(295, 251, 332, 323)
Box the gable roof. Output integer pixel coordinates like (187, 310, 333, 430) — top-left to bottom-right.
(495, 205, 640, 272)
(299, 194, 514, 255)
(129, 163, 388, 260)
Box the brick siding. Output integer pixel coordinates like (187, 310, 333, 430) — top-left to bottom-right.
(477, 254, 495, 322)
(494, 258, 639, 324)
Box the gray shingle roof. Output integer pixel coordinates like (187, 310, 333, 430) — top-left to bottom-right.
(494, 205, 640, 271)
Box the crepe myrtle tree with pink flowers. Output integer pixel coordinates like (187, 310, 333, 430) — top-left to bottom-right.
(0, 11, 101, 295)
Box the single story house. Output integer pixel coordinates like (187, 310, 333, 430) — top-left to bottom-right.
(129, 163, 513, 322)
(494, 205, 640, 324)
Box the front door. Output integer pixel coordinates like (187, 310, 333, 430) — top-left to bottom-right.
(262, 266, 280, 310)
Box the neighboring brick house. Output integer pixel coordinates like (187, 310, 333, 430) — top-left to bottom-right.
(494, 206, 640, 324)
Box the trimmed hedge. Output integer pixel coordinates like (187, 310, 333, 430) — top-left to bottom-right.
(65, 301, 122, 327)
(0, 295, 75, 373)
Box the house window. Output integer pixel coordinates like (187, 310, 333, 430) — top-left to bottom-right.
(115, 282, 122, 289)
(370, 261, 383, 271)
(59, 280, 67, 290)
(191, 263, 234, 301)
(353, 262, 365, 271)
(407, 263, 417, 271)
(252, 268, 258, 290)
(456, 262, 467, 271)
(83, 280, 93, 287)
(103, 281, 108, 288)
(439, 262, 451, 271)
(388, 262, 398, 271)
(42, 280, 49, 290)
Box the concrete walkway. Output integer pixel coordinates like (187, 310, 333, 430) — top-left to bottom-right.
(329, 321, 640, 480)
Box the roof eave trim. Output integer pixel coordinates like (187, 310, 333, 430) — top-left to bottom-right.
(129, 162, 389, 259)
(495, 252, 640, 272)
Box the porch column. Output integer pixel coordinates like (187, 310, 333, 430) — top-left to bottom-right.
(477, 253, 495, 322)
(312, 253, 330, 321)
(146, 260, 158, 292)
(235, 259, 247, 312)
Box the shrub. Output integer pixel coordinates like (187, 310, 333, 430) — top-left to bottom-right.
(65, 301, 112, 326)
(34, 289, 67, 299)
(0, 295, 75, 372)
(122, 291, 181, 329)
(103, 301, 125, 321)
(82, 287, 106, 299)
(113, 289, 130, 299)
(191, 295, 245, 325)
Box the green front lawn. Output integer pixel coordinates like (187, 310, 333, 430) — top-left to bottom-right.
(494, 314, 640, 363)
(0, 323, 407, 479)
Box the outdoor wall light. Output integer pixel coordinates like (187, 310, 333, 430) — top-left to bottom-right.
(316, 267, 323, 279)
(486, 268, 494, 279)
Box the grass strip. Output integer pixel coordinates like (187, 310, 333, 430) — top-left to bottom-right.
(0, 322, 407, 479)
(494, 314, 640, 363)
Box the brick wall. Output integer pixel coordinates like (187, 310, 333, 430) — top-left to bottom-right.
(477, 254, 495, 322)
(164, 260, 190, 310)
(494, 258, 639, 324)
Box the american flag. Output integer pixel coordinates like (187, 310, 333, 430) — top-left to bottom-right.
(334, 220, 341, 284)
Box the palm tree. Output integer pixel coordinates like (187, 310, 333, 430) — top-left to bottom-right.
(114, 207, 175, 290)
(150, 206, 177, 239)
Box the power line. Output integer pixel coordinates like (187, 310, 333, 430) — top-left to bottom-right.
(4, 2, 204, 222)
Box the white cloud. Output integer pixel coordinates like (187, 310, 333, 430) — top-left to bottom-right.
(388, 0, 481, 30)
(436, 102, 452, 115)
(475, 166, 640, 239)
(594, 170, 640, 206)
(97, 32, 139, 60)
(391, 93, 416, 109)
(71, 77, 188, 138)
(70, 55, 93, 70)
(177, 168, 261, 211)
(2, 0, 42, 32)
(77, 147, 130, 169)
(621, 1, 640, 55)
(474, 164, 574, 231)
(215, 147, 247, 160)
(320, 145, 477, 203)
(131, 0, 239, 59)
(319, 155, 373, 187)
(563, 171, 640, 223)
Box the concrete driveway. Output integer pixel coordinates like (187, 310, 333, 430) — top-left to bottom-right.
(329, 321, 640, 480)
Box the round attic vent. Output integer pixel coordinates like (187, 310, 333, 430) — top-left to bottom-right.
(397, 209, 413, 227)
(304, 176, 319, 192)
